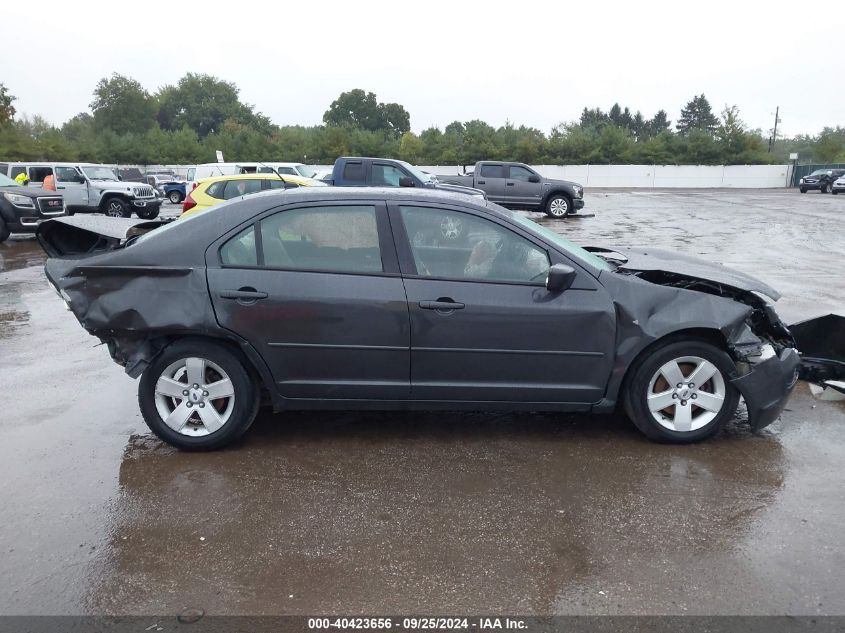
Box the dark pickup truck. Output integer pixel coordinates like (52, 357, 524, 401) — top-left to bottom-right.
(326, 157, 485, 200)
(438, 162, 584, 218)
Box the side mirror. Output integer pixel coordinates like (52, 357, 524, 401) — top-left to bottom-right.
(398, 176, 416, 188)
(528, 174, 541, 183)
(545, 263, 576, 292)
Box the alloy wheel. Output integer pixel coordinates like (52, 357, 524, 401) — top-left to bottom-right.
(646, 355, 726, 432)
(153, 357, 236, 437)
(549, 198, 569, 217)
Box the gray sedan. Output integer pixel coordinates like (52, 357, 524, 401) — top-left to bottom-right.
(39, 188, 812, 451)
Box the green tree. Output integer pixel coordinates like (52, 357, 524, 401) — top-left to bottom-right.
(158, 73, 269, 137)
(813, 127, 845, 163)
(399, 131, 425, 163)
(0, 83, 16, 127)
(323, 89, 411, 137)
(676, 94, 719, 136)
(90, 74, 158, 135)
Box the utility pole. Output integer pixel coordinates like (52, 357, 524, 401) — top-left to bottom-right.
(768, 106, 780, 153)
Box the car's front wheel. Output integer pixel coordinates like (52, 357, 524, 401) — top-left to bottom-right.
(138, 340, 259, 451)
(624, 339, 740, 443)
(0, 218, 9, 243)
(104, 197, 131, 218)
(821, 183, 831, 194)
(136, 206, 160, 220)
(545, 194, 571, 218)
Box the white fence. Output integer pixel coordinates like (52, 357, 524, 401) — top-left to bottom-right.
(423, 164, 793, 189)
(118, 163, 793, 188)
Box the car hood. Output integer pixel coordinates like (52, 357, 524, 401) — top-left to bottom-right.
(547, 178, 581, 188)
(0, 185, 56, 199)
(587, 246, 781, 300)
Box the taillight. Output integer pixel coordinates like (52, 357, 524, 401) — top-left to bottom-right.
(191, 182, 198, 190)
(182, 192, 196, 214)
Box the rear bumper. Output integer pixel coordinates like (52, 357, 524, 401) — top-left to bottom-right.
(731, 348, 801, 432)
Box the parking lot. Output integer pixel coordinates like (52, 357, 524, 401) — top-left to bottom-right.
(1, 189, 843, 616)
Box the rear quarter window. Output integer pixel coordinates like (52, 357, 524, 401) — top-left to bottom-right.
(342, 162, 364, 182)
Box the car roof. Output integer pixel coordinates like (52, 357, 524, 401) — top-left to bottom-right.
(196, 173, 322, 186)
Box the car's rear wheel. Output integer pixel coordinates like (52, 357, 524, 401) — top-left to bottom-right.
(138, 340, 259, 451)
(545, 194, 571, 218)
(624, 339, 740, 443)
(104, 197, 131, 218)
(169, 190, 183, 204)
(833, 189, 839, 195)
(821, 183, 831, 194)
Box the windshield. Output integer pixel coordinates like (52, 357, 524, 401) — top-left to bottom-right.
(398, 160, 435, 184)
(505, 207, 612, 272)
(295, 165, 317, 178)
(0, 173, 20, 187)
(82, 166, 118, 180)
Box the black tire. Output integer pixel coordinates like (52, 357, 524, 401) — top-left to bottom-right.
(103, 197, 131, 218)
(833, 190, 839, 195)
(168, 190, 183, 204)
(138, 339, 259, 451)
(800, 188, 807, 193)
(821, 183, 831, 194)
(545, 194, 571, 218)
(623, 339, 740, 443)
(0, 217, 9, 243)
(136, 206, 160, 220)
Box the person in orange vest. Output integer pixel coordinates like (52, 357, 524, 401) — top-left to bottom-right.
(43, 173, 56, 191)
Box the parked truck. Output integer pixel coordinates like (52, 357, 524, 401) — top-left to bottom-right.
(326, 157, 485, 199)
(437, 162, 584, 218)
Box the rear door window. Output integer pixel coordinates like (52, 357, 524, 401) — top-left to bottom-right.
(220, 225, 258, 266)
(10, 166, 27, 179)
(260, 205, 382, 272)
(342, 161, 364, 182)
(28, 166, 54, 183)
(222, 179, 263, 200)
(205, 181, 226, 199)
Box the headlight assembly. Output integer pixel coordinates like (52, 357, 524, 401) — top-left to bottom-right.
(3, 192, 35, 208)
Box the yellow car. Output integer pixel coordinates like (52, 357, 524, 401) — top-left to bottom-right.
(181, 173, 327, 219)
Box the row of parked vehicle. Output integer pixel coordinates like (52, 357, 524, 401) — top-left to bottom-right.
(798, 168, 845, 194)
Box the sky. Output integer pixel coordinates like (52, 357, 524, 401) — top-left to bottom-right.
(1, 0, 842, 137)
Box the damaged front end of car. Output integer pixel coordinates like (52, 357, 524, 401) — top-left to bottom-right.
(590, 246, 842, 432)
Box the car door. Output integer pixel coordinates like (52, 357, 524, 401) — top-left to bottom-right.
(475, 163, 507, 202)
(54, 166, 89, 208)
(505, 164, 543, 207)
(389, 202, 616, 404)
(206, 200, 410, 401)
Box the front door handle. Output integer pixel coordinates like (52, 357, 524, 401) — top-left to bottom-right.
(506, 182, 515, 186)
(220, 287, 268, 301)
(477, 180, 486, 185)
(419, 299, 465, 311)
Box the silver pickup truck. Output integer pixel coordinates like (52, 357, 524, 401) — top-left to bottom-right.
(437, 161, 584, 218)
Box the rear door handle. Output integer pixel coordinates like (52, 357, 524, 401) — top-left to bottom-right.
(220, 288, 268, 301)
(506, 182, 515, 186)
(419, 300, 465, 311)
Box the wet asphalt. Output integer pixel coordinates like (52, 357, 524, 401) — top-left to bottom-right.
(1, 190, 844, 616)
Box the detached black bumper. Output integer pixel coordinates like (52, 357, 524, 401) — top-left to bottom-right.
(572, 198, 585, 211)
(731, 348, 801, 432)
